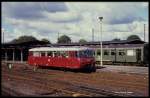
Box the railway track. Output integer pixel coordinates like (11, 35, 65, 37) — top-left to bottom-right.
(2, 68, 125, 96)
(2, 74, 98, 96)
(2, 73, 78, 96)
(2, 63, 148, 96)
(2, 86, 26, 96)
(2, 65, 147, 89)
(3, 71, 124, 97)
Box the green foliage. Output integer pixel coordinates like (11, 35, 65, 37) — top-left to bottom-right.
(10, 35, 37, 44)
(57, 35, 71, 43)
(41, 38, 51, 44)
(79, 39, 87, 43)
(112, 38, 121, 41)
(127, 35, 141, 41)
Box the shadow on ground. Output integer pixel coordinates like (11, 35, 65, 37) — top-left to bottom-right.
(95, 66, 106, 69)
(37, 66, 96, 74)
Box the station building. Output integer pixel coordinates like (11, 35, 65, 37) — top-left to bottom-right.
(1, 39, 147, 63)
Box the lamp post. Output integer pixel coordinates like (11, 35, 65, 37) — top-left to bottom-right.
(99, 17, 103, 66)
(144, 24, 145, 42)
(3, 31, 4, 43)
(92, 28, 94, 42)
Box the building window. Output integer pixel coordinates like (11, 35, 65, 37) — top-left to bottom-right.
(104, 50, 109, 55)
(118, 50, 125, 56)
(111, 49, 115, 55)
(127, 49, 135, 56)
(97, 50, 101, 56)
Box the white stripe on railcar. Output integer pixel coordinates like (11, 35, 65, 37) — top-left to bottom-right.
(29, 47, 93, 51)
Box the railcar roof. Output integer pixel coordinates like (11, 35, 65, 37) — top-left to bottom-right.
(29, 47, 93, 51)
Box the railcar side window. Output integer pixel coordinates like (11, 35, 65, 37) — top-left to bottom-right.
(75, 51, 78, 57)
(53, 51, 57, 57)
(60, 51, 68, 57)
(47, 51, 53, 57)
(29, 51, 33, 56)
(64, 51, 69, 58)
(69, 51, 75, 57)
(33, 52, 40, 57)
(41, 52, 45, 56)
(57, 51, 61, 57)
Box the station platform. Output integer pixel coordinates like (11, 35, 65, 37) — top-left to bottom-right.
(96, 65, 148, 75)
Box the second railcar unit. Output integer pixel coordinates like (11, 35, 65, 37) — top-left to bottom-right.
(93, 44, 145, 64)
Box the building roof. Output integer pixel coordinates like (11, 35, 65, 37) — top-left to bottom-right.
(49, 39, 145, 47)
(2, 40, 48, 48)
(2, 39, 146, 49)
(88, 44, 145, 49)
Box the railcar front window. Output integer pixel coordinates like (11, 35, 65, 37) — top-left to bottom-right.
(78, 50, 94, 58)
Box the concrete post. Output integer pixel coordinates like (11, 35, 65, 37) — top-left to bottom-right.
(5, 51, 7, 62)
(21, 49, 23, 63)
(99, 17, 103, 66)
(13, 49, 15, 62)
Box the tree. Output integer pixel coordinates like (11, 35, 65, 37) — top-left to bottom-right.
(127, 35, 141, 41)
(79, 39, 87, 44)
(11, 35, 37, 44)
(112, 38, 121, 41)
(57, 35, 71, 43)
(41, 38, 51, 44)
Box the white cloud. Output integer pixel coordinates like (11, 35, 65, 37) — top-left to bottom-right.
(2, 2, 149, 43)
(44, 11, 81, 23)
(142, 2, 148, 7)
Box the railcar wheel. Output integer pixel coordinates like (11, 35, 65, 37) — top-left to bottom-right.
(33, 65, 38, 71)
(90, 65, 96, 72)
(92, 66, 96, 72)
(7, 63, 13, 70)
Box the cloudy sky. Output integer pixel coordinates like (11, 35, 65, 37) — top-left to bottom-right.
(2, 2, 149, 43)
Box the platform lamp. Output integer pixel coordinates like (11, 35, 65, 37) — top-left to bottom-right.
(99, 17, 103, 66)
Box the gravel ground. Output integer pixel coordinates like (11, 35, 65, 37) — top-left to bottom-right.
(2, 62, 148, 97)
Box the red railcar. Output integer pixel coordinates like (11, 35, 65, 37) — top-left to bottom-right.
(28, 47, 96, 71)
